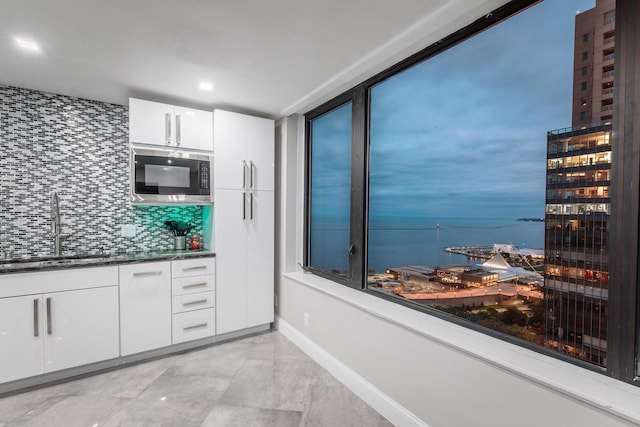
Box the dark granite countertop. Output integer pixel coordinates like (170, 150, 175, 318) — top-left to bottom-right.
(0, 250, 216, 275)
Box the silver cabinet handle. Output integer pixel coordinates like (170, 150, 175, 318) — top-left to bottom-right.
(243, 192, 246, 220)
(176, 114, 181, 146)
(46, 297, 52, 335)
(250, 192, 254, 220)
(242, 161, 248, 188)
(249, 160, 254, 189)
(183, 298, 207, 306)
(165, 113, 172, 145)
(133, 271, 162, 277)
(182, 266, 207, 272)
(183, 322, 208, 331)
(183, 282, 207, 289)
(33, 298, 39, 337)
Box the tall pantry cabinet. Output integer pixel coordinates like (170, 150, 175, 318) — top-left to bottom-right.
(213, 110, 275, 335)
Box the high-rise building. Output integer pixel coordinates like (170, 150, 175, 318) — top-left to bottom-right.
(571, 0, 616, 127)
(544, 0, 615, 367)
(544, 124, 611, 366)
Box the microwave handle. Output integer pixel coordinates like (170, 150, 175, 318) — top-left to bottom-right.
(175, 114, 181, 146)
(165, 113, 172, 145)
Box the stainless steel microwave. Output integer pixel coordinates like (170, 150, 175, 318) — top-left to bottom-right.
(130, 147, 213, 204)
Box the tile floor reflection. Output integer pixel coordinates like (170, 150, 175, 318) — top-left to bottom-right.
(0, 331, 393, 426)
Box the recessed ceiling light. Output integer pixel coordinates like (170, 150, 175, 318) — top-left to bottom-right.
(199, 82, 214, 91)
(14, 37, 40, 52)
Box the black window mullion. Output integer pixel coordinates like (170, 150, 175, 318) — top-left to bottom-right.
(347, 86, 368, 289)
(608, 0, 640, 384)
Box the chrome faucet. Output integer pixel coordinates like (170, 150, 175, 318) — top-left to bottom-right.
(51, 191, 71, 256)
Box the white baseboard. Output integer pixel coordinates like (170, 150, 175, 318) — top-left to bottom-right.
(277, 317, 429, 427)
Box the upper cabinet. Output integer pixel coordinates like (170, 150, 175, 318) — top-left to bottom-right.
(129, 98, 213, 151)
(213, 110, 274, 191)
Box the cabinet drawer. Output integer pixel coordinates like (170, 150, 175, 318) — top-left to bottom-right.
(172, 274, 215, 296)
(172, 291, 214, 314)
(172, 308, 215, 344)
(0, 266, 119, 299)
(172, 258, 215, 278)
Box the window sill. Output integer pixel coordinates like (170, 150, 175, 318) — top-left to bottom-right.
(283, 271, 640, 425)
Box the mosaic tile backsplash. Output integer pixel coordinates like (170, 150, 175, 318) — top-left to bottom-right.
(0, 85, 203, 258)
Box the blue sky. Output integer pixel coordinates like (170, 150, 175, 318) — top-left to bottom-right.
(313, 0, 595, 226)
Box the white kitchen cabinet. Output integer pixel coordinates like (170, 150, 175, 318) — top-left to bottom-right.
(171, 258, 215, 344)
(129, 98, 213, 151)
(0, 295, 44, 383)
(43, 286, 119, 373)
(216, 189, 274, 332)
(0, 267, 119, 384)
(214, 109, 274, 191)
(245, 190, 275, 327)
(215, 189, 249, 334)
(119, 262, 172, 356)
(214, 110, 274, 335)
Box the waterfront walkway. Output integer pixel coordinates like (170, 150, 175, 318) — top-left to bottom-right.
(397, 283, 542, 302)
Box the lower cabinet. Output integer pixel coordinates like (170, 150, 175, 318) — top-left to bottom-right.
(171, 259, 216, 344)
(0, 258, 218, 388)
(43, 286, 119, 373)
(0, 268, 120, 384)
(0, 295, 45, 383)
(119, 262, 172, 356)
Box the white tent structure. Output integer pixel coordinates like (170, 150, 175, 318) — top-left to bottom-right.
(479, 251, 543, 284)
(493, 243, 544, 259)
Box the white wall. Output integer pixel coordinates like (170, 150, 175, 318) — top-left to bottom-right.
(274, 114, 640, 427)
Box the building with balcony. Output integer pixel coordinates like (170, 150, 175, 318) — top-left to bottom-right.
(545, 0, 616, 368)
(545, 123, 612, 366)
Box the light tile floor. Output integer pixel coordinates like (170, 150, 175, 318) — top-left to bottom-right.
(0, 331, 393, 427)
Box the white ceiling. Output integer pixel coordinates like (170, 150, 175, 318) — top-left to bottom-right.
(1, 0, 507, 119)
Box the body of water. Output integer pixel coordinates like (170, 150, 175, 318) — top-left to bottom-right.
(310, 218, 545, 273)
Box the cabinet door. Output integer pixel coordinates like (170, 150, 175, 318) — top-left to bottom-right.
(43, 287, 119, 373)
(214, 110, 248, 190)
(119, 262, 172, 356)
(129, 98, 174, 146)
(214, 110, 274, 191)
(246, 116, 275, 192)
(0, 296, 43, 383)
(246, 190, 275, 328)
(215, 189, 248, 334)
(174, 106, 213, 151)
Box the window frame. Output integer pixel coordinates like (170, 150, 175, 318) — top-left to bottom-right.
(304, 91, 366, 289)
(303, 0, 639, 385)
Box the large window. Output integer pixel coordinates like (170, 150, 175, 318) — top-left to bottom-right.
(305, 0, 640, 385)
